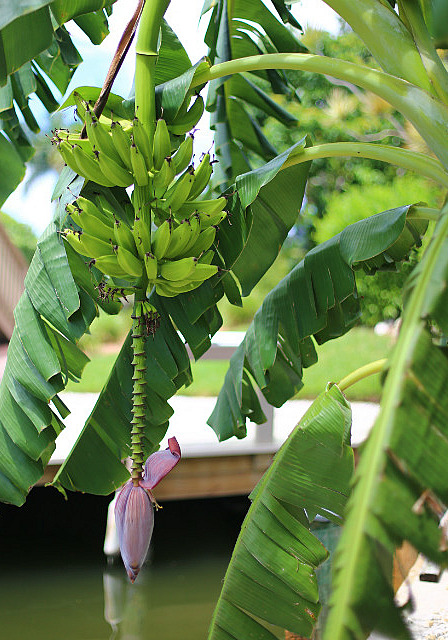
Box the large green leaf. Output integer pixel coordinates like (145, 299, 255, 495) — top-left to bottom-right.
(203, 0, 306, 187)
(323, 209, 448, 638)
(209, 205, 428, 441)
(208, 383, 354, 640)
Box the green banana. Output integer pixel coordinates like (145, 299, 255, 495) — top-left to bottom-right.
(151, 219, 171, 260)
(163, 171, 194, 213)
(57, 140, 82, 175)
(111, 121, 133, 171)
(197, 208, 227, 229)
(188, 153, 212, 200)
(132, 116, 153, 170)
(114, 219, 137, 255)
(63, 230, 85, 254)
(168, 95, 204, 136)
(72, 146, 115, 187)
(93, 255, 130, 278)
(116, 245, 143, 278)
(152, 118, 172, 170)
(132, 208, 152, 258)
(73, 91, 88, 122)
(187, 262, 218, 281)
(76, 196, 115, 228)
(78, 232, 116, 258)
(181, 213, 201, 254)
(130, 141, 149, 186)
(163, 220, 195, 259)
(199, 249, 214, 265)
(70, 208, 115, 243)
(144, 252, 158, 281)
(185, 225, 216, 257)
(170, 134, 193, 175)
(152, 158, 175, 198)
(97, 150, 133, 188)
(176, 196, 227, 217)
(155, 279, 202, 297)
(159, 256, 196, 281)
(85, 109, 123, 166)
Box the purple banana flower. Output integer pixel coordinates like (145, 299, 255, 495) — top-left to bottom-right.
(115, 437, 181, 583)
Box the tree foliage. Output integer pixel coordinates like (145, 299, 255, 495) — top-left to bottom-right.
(0, 2, 448, 639)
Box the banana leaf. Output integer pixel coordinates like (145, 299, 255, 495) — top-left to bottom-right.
(208, 383, 354, 640)
(203, 0, 306, 187)
(322, 208, 448, 638)
(209, 205, 428, 441)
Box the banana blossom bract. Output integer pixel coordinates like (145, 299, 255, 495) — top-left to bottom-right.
(115, 437, 181, 582)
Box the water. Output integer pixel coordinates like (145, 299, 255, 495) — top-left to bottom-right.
(0, 488, 248, 640)
(0, 488, 338, 640)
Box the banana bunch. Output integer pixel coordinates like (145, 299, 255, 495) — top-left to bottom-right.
(62, 190, 227, 297)
(57, 94, 228, 298)
(52, 92, 205, 195)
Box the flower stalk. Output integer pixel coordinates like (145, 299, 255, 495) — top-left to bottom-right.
(130, 297, 147, 485)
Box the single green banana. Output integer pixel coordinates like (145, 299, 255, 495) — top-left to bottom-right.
(188, 153, 213, 200)
(116, 245, 143, 278)
(152, 158, 175, 198)
(73, 92, 88, 123)
(132, 116, 153, 169)
(176, 196, 227, 217)
(163, 220, 195, 259)
(76, 196, 114, 228)
(63, 230, 85, 254)
(197, 208, 227, 229)
(144, 252, 158, 281)
(163, 171, 194, 213)
(114, 218, 138, 255)
(97, 150, 134, 188)
(185, 225, 216, 257)
(181, 213, 201, 254)
(85, 109, 123, 166)
(168, 95, 204, 136)
(78, 232, 116, 258)
(152, 118, 172, 170)
(199, 249, 214, 265)
(151, 219, 171, 260)
(70, 208, 115, 243)
(170, 134, 193, 175)
(111, 121, 133, 171)
(187, 262, 218, 281)
(159, 256, 196, 281)
(93, 255, 130, 278)
(57, 140, 82, 175)
(132, 208, 152, 259)
(72, 146, 115, 187)
(130, 141, 149, 186)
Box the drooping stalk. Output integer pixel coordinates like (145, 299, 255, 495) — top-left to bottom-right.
(130, 296, 147, 485)
(129, 0, 170, 484)
(281, 142, 448, 189)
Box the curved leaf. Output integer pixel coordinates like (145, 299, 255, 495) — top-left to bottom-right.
(323, 208, 448, 638)
(208, 383, 354, 640)
(209, 205, 428, 441)
(204, 0, 306, 187)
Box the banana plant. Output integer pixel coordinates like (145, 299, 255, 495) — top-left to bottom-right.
(1, 1, 448, 639)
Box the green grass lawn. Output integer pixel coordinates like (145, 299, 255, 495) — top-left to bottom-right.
(67, 327, 392, 402)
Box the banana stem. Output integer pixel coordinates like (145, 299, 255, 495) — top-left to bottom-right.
(281, 142, 448, 189)
(130, 295, 147, 485)
(135, 0, 170, 145)
(338, 358, 387, 393)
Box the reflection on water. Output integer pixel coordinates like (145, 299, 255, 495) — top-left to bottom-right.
(0, 488, 339, 640)
(0, 489, 247, 640)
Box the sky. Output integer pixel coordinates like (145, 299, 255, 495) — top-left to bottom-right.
(3, 0, 340, 235)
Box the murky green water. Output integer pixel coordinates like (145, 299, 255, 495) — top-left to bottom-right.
(0, 489, 338, 640)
